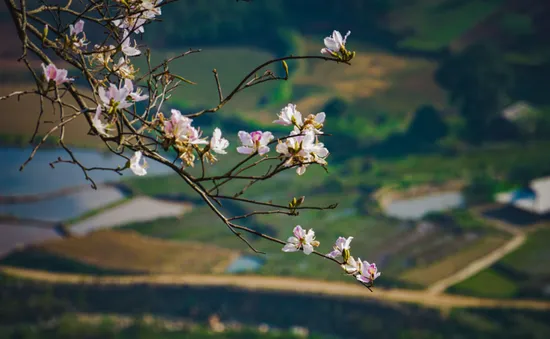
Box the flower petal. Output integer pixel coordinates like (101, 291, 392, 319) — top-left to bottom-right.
(302, 243, 314, 255)
(282, 243, 299, 252)
(237, 146, 254, 155)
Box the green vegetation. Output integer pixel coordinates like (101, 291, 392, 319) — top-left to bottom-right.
(452, 269, 518, 299)
(0, 314, 320, 339)
(449, 228, 550, 299)
(394, 1, 501, 51)
(338, 141, 550, 190)
(500, 228, 550, 276)
(401, 236, 509, 287)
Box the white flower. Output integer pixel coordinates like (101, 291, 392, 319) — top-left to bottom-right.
(98, 83, 132, 110)
(141, 0, 163, 18)
(282, 225, 319, 255)
(276, 130, 329, 175)
(130, 151, 148, 176)
(301, 131, 329, 166)
(356, 261, 381, 284)
(327, 236, 353, 259)
(121, 30, 141, 56)
(113, 57, 136, 79)
(273, 103, 303, 127)
(41, 63, 74, 86)
(123, 79, 149, 102)
(91, 106, 113, 137)
(321, 30, 351, 55)
(210, 128, 229, 154)
(91, 44, 115, 66)
(112, 16, 147, 34)
(341, 256, 361, 274)
(237, 130, 273, 156)
(302, 112, 326, 134)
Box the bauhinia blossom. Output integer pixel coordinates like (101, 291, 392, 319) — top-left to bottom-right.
(129, 151, 148, 176)
(91, 106, 113, 137)
(68, 19, 87, 50)
(124, 79, 149, 102)
(121, 30, 141, 56)
(342, 256, 361, 274)
(163, 109, 208, 145)
(282, 225, 320, 255)
(41, 63, 74, 86)
(301, 131, 329, 166)
(113, 57, 136, 79)
(98, 83, 132, 111)
(69, 19, 85, 36)
(210, 128, 229, 154)
(237, 130, 274, 156)
(301, 112, 326, 134)
(112, 16, 147, 34)
(91, 44, 115, 67)
(141, 0, 163, 18)
(356, 261, 381, 285)
(273, 103, 303, 127)
(327, 236, 353, 260)
(276, 129, 329, 175)
(321, 30, 351, 56)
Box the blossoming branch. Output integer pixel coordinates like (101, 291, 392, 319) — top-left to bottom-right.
(2, 0, 379, 290)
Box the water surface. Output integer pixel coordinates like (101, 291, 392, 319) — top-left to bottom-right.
(384, 191, 464, 220)
(0, 147, 172, 196)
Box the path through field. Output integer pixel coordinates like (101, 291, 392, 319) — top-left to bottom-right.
(2, 265, 550, 311)
(425, 205, 532, 295)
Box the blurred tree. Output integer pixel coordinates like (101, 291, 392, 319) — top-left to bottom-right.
(321, 98, 348, 118)
(435, 44, 514, 144)
(406, 105, 448, 144)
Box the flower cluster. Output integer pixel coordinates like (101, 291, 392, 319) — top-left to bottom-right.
(157, 109, 229, 167)
(274, 104, 329, 175)
(282, 226, 381, 287)
(98, 79, 148, 113)
(112, 0, 162, 35)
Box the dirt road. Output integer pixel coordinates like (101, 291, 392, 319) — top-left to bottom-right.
(2, 265, 550, 311)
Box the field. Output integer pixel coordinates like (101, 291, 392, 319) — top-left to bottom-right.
(450, 227, 550, 299)
(0, 230, 240, 274)
(500, 227, 550, 276)
(387, 0, 502, 51)
(133, 47, 280, 113)
(338, 141, 550, 190)
(0, 83, 102, 148)
(400, 235, 510, 286)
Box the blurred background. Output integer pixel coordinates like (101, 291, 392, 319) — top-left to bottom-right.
(1, 0, 550, 338)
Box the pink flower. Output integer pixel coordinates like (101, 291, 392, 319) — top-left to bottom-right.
(98, 83, 132, 110)
(327, 236, 353, 259)
(41, 63, 74, 86)
(282, 225, 319, 255)
(69, 19, 85, 36)
(237, 130, 273, 156)
(356, 261, 381, 285)
(163, 109, 207, 145)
